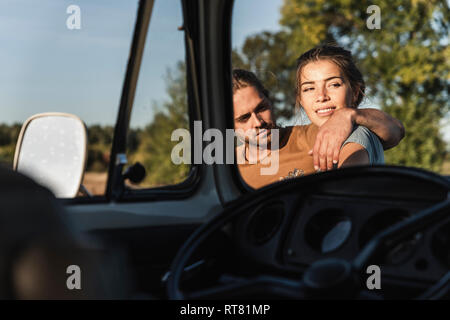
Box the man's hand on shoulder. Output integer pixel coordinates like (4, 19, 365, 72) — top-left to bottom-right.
(309, 108, 356, 172)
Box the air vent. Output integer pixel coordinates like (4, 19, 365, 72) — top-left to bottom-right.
(359, 209, 411, 249)
(246, 203, 284, 246)
(359, 209, 422, 265)
(304, 209, 352, 254)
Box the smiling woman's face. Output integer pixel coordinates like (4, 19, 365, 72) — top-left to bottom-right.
(298, 59, 355, 127)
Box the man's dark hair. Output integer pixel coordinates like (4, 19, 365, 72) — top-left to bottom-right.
(232, 69, 270, 100)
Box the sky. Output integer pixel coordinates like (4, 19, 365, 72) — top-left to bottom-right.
(0, 0, 448, 142)
(0, 0, 282, 129)
(0, 0, 138, 126)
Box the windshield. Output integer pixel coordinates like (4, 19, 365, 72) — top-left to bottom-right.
(232, 0, 449, 189)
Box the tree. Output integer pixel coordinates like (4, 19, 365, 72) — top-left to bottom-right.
(0, 123, 21, 166)
(86, 125, 114, 172)
(128, 61, 190, 187)
(232, 31, 299, 121)
(233, 0, 449, 171)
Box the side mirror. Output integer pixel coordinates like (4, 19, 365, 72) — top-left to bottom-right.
(13, 113, 87, 198)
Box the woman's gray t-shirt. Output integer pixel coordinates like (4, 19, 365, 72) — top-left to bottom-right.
(342, 126, 385, 164)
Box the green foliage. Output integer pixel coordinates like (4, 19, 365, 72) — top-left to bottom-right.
(127, 61, 190, 187)
(0, 144, 16, 167)
(85, 125, 114, 172)
(87, 125, 114, 146)
(0, 62, 190, 187)
(0, 124, 21, 146)
(233, 0, 449, 172)
(0, 123, 21, 167)
(232, 31, 299, 121)
(0, 123, 116, 171)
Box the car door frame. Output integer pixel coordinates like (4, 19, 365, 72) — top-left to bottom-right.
(62, 0, 247, 234)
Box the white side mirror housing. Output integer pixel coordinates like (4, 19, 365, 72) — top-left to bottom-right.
(14, 113, 87, 198)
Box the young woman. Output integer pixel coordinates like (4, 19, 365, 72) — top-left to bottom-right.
(295, 45, 405, 171)
(234, 45, 404, 188)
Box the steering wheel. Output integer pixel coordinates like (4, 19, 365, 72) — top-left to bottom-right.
(167, 166, 450, 300)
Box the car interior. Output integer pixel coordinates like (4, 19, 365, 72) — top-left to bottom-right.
(1, 0, 449, 300)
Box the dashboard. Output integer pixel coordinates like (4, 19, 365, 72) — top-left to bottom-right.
(228, 167, 449, 292)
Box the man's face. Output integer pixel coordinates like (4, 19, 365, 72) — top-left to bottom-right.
(233, 86, 275, 146)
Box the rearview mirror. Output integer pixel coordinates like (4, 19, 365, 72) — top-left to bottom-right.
(13, 113, 87, 198)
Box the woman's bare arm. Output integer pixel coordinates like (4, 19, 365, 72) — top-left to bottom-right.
(338, 142, 369, 168)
